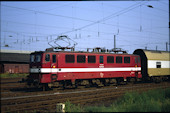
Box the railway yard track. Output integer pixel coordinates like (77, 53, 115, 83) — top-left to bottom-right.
(1, 77, 170, 113)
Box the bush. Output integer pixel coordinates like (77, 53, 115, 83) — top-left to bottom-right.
(64, 101, 84, 112)
(162, 99, 170, 112)
(64, 88, 170, 112)
(111, 88, 168, 112)
(85, 105, 113, 112)
(120, 88, 170, 112)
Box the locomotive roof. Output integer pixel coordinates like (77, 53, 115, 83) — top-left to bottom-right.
(32, 50, 138, 56)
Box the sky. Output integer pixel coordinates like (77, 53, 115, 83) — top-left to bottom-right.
(1, 0, 169, 54)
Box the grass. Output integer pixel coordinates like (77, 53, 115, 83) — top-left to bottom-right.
(64, 101, 84, 112)
(0, 73, 28, 78)
(64, 88, 170, 112)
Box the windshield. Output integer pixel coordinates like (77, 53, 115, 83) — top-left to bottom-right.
(30, 55, 35, 62)
(36, 55, 41, 62)
(30, 54, 41, 62)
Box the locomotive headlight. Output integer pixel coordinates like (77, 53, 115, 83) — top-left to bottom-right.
(53, 66, 56, 68)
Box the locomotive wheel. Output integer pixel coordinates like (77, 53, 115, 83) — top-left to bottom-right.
(129, 78, 136, 84)
(72, 83, 78, 89)
(62, 80, 72, 89)
(116, 78, 124, 86)
(102, 79, 107, 86)
(168, 76, 170, 81)
(101, 79, 110, 86)
(85, 80, 92, 88)
(42, 84, 50, 91)
(72, 80, 78, 89)
(62, 81, 66, 89)
(152, 77, 162, 83)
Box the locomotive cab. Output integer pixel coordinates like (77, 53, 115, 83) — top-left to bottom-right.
(28, 51, 58, 88)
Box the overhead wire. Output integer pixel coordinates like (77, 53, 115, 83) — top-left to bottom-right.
(2, 26, 168, 43)
(2, 1, 167, 37)
(50, 1, 148, 37)
(2, 1, 168, 30)
(1, 1, 168, 50)
(1, 4, 94, 23)
(104, 2, 168, 21)
(2, 18, 168, 39)
(4, 2, 145, 38)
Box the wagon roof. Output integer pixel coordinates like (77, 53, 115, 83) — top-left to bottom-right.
(0, 49, 30, 63)
(134, 49, 170, 61)
(0, 52, 30, 63)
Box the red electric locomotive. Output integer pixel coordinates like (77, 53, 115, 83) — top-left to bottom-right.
(27, 47, 141, 90)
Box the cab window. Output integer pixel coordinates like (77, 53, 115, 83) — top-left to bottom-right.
(45, 54, 50, 62)
(52, 55, 56, 63)
(36, 55, 41, 62)
(30, 55, 35, 62)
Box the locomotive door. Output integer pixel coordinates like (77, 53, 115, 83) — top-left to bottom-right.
(44, 53, 51, 68)
(51, 54, 58, 81)
(44, 53, 57, 72)
(99, 56, 104, 68)
(51, 54, 57, 69)
(99, 56, 104, 78)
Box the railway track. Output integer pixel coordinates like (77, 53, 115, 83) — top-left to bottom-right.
(1, 80, 170, 113)
(1, 77, 24, 83)
(1, 77, 26, 93)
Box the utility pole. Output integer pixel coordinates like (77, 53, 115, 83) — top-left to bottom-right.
(169, 21, 170, 52)
(166, 42, 168, 51)
(156, 46, 157, 51)
(114, 35, 116, 49)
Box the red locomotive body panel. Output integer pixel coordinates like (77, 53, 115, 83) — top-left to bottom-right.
(57, 53, 141, 81)
(29, 51, 142, 84)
